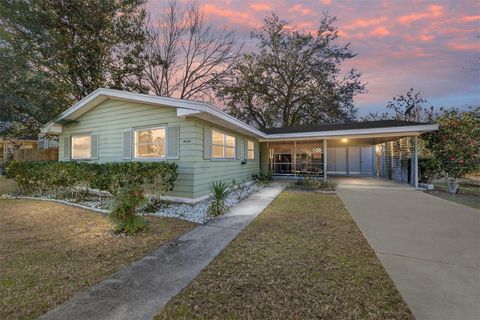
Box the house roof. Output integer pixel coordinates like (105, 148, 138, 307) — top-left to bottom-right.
(261, 120, 431, 134)
(42, 88, 438, 140)
(45, 88, 266, 138)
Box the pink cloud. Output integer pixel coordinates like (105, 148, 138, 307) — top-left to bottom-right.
(447, 42, 480, 51)
(321, 0, 332, 5)
(202, 4, 259, 27)
(398, 5, 444, 24)
(290, 4, 313, 16)
(249, 3, 271, 12)
(369, 26, 391, 37)
(404, 34, 435, 42)
(460, 15, 480, 23)
(344, 17, 388, 30)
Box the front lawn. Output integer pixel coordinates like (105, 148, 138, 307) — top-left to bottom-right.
(426, 178, 480, 210)
(156, 192, 413, 319)
(0, 199, 196, 320)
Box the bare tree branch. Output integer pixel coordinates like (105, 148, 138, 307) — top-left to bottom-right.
(143, 1, 240, 101)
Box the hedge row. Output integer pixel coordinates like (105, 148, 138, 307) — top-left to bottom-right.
(5, 161, 178, 195)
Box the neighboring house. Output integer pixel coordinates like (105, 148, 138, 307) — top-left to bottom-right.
(42, 88, 438, 203)
(0, 137, 38, 165)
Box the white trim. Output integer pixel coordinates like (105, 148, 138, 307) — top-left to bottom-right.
(260, 124, 439, 141)
(177, 108, 201, 117)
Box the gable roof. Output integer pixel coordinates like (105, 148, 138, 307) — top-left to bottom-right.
(50, 88, 266, 138)
(43, 88, 438, 139)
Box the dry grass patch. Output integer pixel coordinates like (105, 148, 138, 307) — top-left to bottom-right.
(156, 192, 413, 320)
(0, 199, 196, 320)
(426, 179, 480, 210)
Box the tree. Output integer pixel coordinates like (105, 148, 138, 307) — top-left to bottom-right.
(422, 108, 480, 194)
(143, 1, 238, 101)
(217, 14, 365, 129)
(0, 46, 69, 137)
(0, 0, 148, 136)
(362, 88, 439, 122)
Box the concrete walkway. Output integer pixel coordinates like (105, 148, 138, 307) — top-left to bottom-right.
(337, 183, 480, 320)
(41, 183, 283, 320)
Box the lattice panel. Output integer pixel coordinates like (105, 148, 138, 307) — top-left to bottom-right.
(269, 142, 295, 154)
(295, 141, 324, 158)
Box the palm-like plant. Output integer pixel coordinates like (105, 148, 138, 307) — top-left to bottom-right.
(208, 181, 230, 216)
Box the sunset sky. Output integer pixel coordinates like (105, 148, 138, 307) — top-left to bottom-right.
(147, 0, 480, 115)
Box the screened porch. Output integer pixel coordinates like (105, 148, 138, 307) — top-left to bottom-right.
(268, 140, 326, 176)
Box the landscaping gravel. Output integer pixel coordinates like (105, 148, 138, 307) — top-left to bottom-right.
(151, 182, 262, 223)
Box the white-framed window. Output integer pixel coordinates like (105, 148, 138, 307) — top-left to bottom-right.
(212, 129, 235, 159)
(247, 140, 255, 160)
(71, 135, 91, 160)
(134, 126, 165, 159)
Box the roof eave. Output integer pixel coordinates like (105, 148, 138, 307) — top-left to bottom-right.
(259, 124, 438, 141)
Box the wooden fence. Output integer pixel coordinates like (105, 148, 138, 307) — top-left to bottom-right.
(13, 148, 58, 161)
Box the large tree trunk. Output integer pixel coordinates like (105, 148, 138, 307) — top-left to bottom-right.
(447, 177, 459, 194)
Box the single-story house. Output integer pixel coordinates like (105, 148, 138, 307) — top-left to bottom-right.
(42, 88, 438, 203)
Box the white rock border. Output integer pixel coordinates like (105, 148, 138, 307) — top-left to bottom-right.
(1, 180, 264, 224)
(150, 181, 263, 224)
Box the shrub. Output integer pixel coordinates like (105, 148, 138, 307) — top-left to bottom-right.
(252, 171, 272, 184)
(5, 161, 178, 196)
(288, 176, 336, 192)
(6, 160, 179, 235)
(418, 157, 440, 183)
(208, 181, 230, 217)
(110, 186, 148, 235)
(422, 107, 480, 194)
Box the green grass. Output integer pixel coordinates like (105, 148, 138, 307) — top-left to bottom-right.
(156, 192, 413, 320)
(0, 199, 196, 320)
(426, 179, 480, 210)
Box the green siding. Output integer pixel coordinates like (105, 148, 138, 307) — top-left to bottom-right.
(59, 98, 260, 200)
(260, 142, 269, 174)
(192, 121, 260, 198)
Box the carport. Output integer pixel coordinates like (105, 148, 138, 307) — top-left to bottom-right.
(259, 120, 438, 188)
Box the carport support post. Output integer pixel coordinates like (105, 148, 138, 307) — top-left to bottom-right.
(323, 140, 327, 182)
(414, 136, 419, 188)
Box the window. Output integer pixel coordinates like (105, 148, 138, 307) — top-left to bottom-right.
(71, 135, 91, 160)
(212, 130, 235, 159)
(134, 126, 165, 159)
(247, 140, 255, 160)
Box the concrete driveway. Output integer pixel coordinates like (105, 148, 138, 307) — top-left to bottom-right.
(337, 180, 480, 320)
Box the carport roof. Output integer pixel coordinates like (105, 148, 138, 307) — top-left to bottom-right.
(261, 120, 431, 134)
